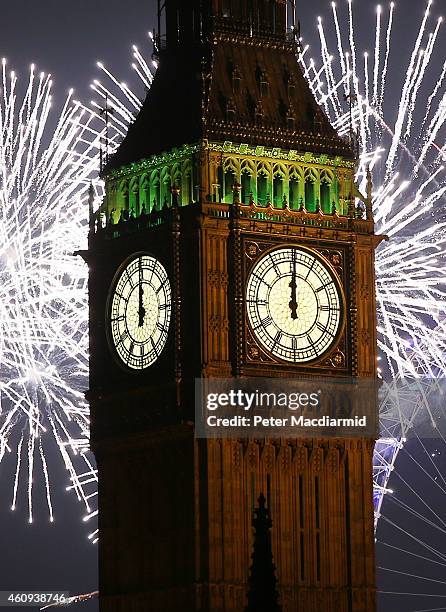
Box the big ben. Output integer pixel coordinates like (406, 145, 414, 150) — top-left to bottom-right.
(88, 1, 380, 610)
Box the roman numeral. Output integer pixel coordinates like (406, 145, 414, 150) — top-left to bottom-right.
(261, 316, 273, 328)
(269, 255, 281, 275)
(321, 304, 339, 312)
(126, 269, 136, 289)
(306, 334, 316, 349)
(118, 330, 128, 345)
(253, 273, 271, 287)
(273, 331, 283, 346)
(305, 260, 316, 280)
(316, 282, 333, 293)
(151, 337, 159, 356)
(114, 291, 128, 302)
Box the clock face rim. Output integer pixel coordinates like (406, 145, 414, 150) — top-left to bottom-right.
(106, 252, 172, 372)
(245, 245, 346, 365)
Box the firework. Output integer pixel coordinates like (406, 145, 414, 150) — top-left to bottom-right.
(0, 60, 101, 528)
(305, 1, 446, 603)
(3, 6, 445, 583)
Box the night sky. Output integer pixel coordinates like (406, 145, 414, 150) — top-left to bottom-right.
(0, 1, 445, 611)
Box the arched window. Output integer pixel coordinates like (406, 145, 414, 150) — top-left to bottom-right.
(150, 179, 160, 212)
(182, 171, 191, 206)
(241, 172, 251, 204)
(273, 175, 284, 208)
(224, 170, 236, 203)
(289, 177, 300, 210)
(140, 177, 149, 212)
(118, 181, 129, 213)
(257, 174, 268, 206)
(129, 179, 140, 216)
(321, 181, 331, 213)
(305, 180, 316, 211)
(217, 166, 224, 203)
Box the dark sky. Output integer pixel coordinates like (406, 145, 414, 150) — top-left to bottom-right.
(0, 2, 445, 611)
(0, 0, 418, 104)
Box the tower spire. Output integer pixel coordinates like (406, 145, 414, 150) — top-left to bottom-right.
(246, 494, 282, 612)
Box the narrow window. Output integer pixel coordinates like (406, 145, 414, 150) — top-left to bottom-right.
(289, 177, 299, 209)
(257, 174, 268, 206)
(315, 476, 321, 582)
(299, 475, 305, 581)
(305, 180, 315, 211)
(273, 176, 284, 208)
(267, 474, 271, 508)
(241, 173, 251, 204)
(224, 170, 236, 203)
(321, 181, 330, 213)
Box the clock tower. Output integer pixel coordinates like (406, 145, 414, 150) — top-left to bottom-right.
(88, 1, 380, 610)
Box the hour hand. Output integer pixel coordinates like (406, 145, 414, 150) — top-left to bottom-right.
(289, 254, 298, 320)
(138, 285, 146, 327)
(289, 276, 298, 320)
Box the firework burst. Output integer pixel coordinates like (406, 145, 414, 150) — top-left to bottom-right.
(0, 60, 101, 528)
(2, 6, 445, 586)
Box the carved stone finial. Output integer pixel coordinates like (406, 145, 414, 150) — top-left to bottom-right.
(245, 494, 281, 612)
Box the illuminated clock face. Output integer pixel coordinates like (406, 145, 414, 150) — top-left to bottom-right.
(108, 254, 171, 370)
(246, 247, 342, 363)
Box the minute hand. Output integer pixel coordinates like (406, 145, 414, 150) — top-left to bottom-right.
(138, 257, 146, 327)
(289, 253, 298, 320)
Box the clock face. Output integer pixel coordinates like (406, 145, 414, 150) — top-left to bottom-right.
(246, 247, 342, 363)
(108, 254, 171, 370)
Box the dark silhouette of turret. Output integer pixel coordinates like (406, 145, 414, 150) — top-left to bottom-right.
(246, 494, 282, 612)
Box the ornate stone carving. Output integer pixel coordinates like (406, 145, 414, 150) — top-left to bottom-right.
(245, 241, 259, 258)
(295, 446, 307, 472)
(208, 315, 229, 332)
(327, 449, 339, 473)
(247, 344, 261, 360)
(208, 270, 229, 287)
(359, 328, 371, 345)
(311, 447, 323, 472)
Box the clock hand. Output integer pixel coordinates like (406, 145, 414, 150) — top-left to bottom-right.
(289, 250, 298, 320)
(138, 257, 146, 327)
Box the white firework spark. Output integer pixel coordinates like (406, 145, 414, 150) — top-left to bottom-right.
(306, 0, 446, 602)
(308, 1, 446, 380)
(0, 60, 101, 526)
(2, 8, 445, 590)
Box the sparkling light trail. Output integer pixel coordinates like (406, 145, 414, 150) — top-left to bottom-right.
(0, 60, 102, 526)
(2, 12, 446, 601)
